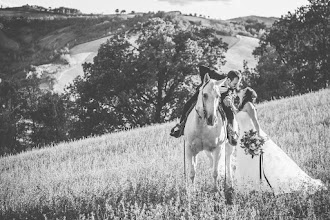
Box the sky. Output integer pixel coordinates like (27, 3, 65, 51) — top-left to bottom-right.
(0, 0, 310, 20)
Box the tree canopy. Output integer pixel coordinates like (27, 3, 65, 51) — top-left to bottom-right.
(0, 76, 68, 155)
(252, 0, 330, 100)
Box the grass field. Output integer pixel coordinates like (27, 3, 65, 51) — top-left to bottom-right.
(222, 35, 259, 73)
(1, 89, 330, 219)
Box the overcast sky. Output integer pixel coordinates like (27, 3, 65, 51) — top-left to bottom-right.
(0, 0, 309, 20)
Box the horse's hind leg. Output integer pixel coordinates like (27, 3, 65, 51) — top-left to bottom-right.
(225, 143, 234, 188)
(224, 143, 235, 204)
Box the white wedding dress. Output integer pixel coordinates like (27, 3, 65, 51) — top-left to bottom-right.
(231, 111, 326, 195)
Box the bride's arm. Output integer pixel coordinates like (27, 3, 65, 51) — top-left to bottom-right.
(244, 102, 261, 135)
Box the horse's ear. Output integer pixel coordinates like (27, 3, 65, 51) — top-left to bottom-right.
(215, 78, 226, 87)
(203, 72, 210, 84)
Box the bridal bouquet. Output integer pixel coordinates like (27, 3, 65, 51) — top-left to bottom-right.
(240, 129, 265, 158)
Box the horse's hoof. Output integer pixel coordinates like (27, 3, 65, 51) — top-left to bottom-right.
(225, 187, 235, 205)
(211, 186, 218, 193)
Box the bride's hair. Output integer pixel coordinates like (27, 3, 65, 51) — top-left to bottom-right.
(239, 87, 257, 110)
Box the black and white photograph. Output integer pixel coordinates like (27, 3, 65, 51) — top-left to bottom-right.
(0, 0, 329, 219)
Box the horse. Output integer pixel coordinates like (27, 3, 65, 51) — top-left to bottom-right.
(184, 72, 233, 188)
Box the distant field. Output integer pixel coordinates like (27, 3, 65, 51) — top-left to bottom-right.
(0, 9, 71, 19)
(52, 35, 113, 92)
(52, 35, 134, 93)
(1, 89, 329, 219)
(222, 35, 260, 72)
(218, 35, 239, 49)
(70, 35, 112, 56)
(227, 15, 278, 27)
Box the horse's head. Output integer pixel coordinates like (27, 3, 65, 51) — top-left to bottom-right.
(196, 73, 226, 126)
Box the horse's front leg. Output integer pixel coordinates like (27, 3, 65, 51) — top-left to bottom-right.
(204, 151, 213, 168)
(212, 146, 221, 188)
(186, 144, 197, 184)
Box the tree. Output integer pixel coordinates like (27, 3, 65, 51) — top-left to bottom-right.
(248, 46, 294, 101)
(67, 17, 228, 136)
(0, 74, 69, 155)
(0, 79, 21, 155)
(29, 92, 68, 146)
(115, 9, 119, 14)
(255, 0, 330, 95)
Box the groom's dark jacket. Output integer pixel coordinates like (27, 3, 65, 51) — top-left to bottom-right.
(198, 65, 234, 102)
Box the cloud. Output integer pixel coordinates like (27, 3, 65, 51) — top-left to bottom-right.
(158, 0, 233, 6)
(0, 0, 16, 7)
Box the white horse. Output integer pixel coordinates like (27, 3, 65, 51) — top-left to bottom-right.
(184, 73, 233, 187)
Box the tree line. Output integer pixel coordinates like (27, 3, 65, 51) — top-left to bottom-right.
(248, 0, 329, 100)
(0, 0, 328, 155)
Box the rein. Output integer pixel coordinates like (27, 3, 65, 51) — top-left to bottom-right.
(260, 153, 273, 190)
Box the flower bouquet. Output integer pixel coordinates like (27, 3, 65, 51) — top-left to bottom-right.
(240, 129, 265, 158)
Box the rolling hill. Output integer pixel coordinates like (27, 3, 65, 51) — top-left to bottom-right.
(40, 18, 262, 92)
(227, 15, 278, 27)
(221, 35, 259, 73)
(51, 33, 259, 93)
(0, 87, 329, 219)
(51, 35, 111, 92)
(1, 7, 272, 92)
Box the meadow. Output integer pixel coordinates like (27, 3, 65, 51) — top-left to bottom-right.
(1, 89, 330, 219)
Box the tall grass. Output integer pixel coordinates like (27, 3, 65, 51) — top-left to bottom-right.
(1, 89, 330, 219)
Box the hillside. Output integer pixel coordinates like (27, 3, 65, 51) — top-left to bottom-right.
(0, 5, 81, 18)
(0, 12, 148, 79)
(51, 35, 111, 92)
(1, 88, 329, 219)
(0, 29, 19, 50)
(33, 17, 262, 92)
(221, 35, 259, 73)
(0, 7, 269, 89)
(51, 33, 259, 93)
(227, 15, 278, 27)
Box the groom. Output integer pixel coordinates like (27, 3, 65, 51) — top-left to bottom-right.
(170, 65, 241, 146)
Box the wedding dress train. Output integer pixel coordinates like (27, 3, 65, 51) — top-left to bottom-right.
(231, 111, 325, 195)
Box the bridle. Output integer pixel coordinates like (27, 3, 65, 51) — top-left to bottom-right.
(195, 78, 221, 121)
(195, 79, 209, 120)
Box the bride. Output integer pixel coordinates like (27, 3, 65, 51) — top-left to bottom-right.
(231, 87, 326, 195)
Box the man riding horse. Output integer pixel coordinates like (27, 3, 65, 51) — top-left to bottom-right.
(170, 65, 241, 146)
